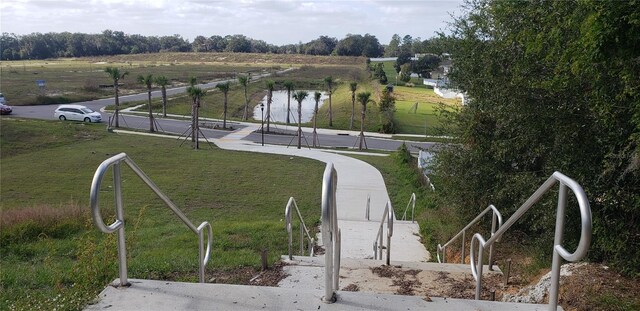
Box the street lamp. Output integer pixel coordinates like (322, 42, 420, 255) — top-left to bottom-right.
(260, 103, 265, 146)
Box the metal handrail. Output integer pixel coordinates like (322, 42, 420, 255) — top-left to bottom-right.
(373, 201, 394, 265)
(90, 153, 213, 286)
(321, 163, 340, 303)
(469, 172, 592, 311)
(436, 204, 502, 269)
(285, 197, 315, 259)
(401, 193, 416, 222)
(365, 194, 371, 220)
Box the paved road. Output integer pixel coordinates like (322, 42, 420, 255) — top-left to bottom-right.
(9, 69, 293, 120)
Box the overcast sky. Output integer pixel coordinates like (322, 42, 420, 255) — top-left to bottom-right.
(1, 0, 464, 45)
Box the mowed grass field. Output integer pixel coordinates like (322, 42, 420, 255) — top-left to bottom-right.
(392, 86, 461, 135)
(0, 118, 324, 310)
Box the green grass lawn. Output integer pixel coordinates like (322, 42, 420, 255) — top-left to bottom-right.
(391, 86, 460, 135)
(0, 118, 324, 310)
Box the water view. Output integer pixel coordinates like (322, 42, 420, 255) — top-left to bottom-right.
(253, 90, 328, 123)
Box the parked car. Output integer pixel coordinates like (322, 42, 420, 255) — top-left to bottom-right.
(0, 103, 12, 115)
(54, 104, 102, 123)
(0, 93, 6, 105)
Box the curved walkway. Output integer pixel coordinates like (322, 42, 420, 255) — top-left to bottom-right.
(213, 125, 430, 261)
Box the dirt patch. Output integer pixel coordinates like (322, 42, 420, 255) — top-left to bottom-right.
(342, 284, 360, 292)
(370, 265, 424, 296)
(248, 262, 289, 287)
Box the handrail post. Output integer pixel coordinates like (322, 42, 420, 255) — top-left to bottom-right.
(300, 224, 304, 255)
(365, 194, 370, 220)
(548, 183, 568, 311)
(488, 212, 497, 271)
(461, 230, 466, 264)
(321, 163, 338, 303)
(113, 162, 129, 287)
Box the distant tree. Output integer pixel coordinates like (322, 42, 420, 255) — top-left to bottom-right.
(264, 80, 275, 132)
(357, 92, 374, 150)
(412, 54, 441, 78)
(104, 66, 128, 128)
(335, 34, 383, 57)
(384, 34, 401, 57)
(399, 63, 412, 82)
(215, 81, 231, 129)
(225, 35, 252, 53)
(238, 74, 250, 120)
(154, 75, 169, 117)
(292, 90, 309, 149)
(349, 82, 358, 129)
(283, 80, 295, 124)
(394, 51, 413, 73)
(324, 76, 334, 127)
(304, 36, 338, 55)
(137, 74, 155, 132)
(312, 91, 322, 147)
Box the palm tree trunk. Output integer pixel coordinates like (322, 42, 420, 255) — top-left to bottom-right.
(223, 94, 228, 129)
(191, 101, 196, 143)
(161, 87, 167, 117)
(350, 93, 355, 129)
(243, 87, 248, 121)
(195, 101, 200, 150)
(328, 90, 333, 127)
(286, 91, 291, 125)
(359, 107, 366, 150)
(114, 83, 120, 128)
(297, 100, 302, 149)
(148, 90, 155, 132)
(266, 94, 272, 132)
(313, 101, 318, 147)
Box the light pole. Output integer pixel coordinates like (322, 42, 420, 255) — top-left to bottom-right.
(260, 103, 265, 146)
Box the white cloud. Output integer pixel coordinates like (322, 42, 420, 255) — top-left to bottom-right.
(0, 0, 463, 44)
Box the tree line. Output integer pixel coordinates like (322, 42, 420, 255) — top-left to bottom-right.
(434, 0, 639, 276)
(1, 30, 449, 61)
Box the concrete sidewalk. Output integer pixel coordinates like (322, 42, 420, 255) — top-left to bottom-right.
(212, 125, 430, 261)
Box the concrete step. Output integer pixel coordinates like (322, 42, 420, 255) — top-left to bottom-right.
(320, 219, 430, 261)
(85, 278, 558, 310)
(279, 256, 502, 299)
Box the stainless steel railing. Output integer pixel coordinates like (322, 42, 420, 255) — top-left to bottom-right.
(436, 204, 503, 269)
(90, 153, 212, 286)
(373, 201, 394, 265)
(365, 194, 371, 220)
(321, 163, 341, 303)
(469, 172, 591, 311)
(400, 193, 416, 222)
(285, 197, 315, 260)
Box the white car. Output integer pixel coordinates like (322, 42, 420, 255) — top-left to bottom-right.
(0, 93, 6, 105)
(54, 104, 102, 123)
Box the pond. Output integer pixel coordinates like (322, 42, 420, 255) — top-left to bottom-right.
(253, 90, 328, 123)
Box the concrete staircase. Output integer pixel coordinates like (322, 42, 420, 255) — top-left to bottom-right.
(84, 128, 563, 310)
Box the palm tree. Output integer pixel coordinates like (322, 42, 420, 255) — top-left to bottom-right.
(312, 91, 322, 147)
(357, 91, 373, 150)
(265, 80, 275, 132)
(215, 81, 231, 129)
(292, 90, 309, 149)
(349, 82, 358, 130)
(324, 76, 334, 127)
(154, 75, 169, 117)
(187, 77, 206, 149)
(238, 74, 250, 121)
(283, 80, 295, 125)
(104, 67, 128, 128)
(137, 74, 155, 132)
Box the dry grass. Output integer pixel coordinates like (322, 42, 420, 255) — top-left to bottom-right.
(0, 202, 88, 230)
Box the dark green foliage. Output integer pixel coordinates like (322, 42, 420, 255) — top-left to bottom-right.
(378, 89, 396, 134)
(394, 51, 412, 73)
(436, 0, 639, 276)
